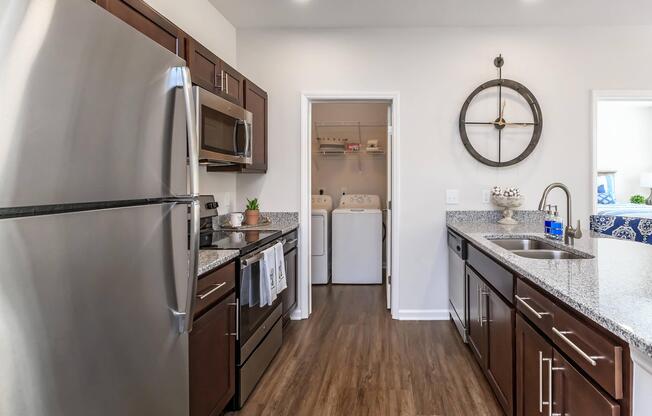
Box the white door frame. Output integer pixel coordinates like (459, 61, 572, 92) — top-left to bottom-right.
(295, 91, 401, 320)
(591, 90, 652, 213)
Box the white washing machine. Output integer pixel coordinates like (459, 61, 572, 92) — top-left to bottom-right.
(332, 194, 382, 284)
(311, 195, 333, 284)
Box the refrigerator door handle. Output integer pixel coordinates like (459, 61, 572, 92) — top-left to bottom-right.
(175, 66, 200, 333)
(178, 66, 200, 198)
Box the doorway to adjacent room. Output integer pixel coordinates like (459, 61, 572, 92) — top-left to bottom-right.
(298, 93, 400, 320)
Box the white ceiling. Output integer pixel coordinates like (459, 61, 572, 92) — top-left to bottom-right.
(210, 0, 652, 29)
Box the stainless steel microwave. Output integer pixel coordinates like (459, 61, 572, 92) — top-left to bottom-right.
(194, 86, 253, 165)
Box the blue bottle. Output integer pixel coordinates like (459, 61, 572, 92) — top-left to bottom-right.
(550, 205, 564, 241)
(543, 204, 553, 236)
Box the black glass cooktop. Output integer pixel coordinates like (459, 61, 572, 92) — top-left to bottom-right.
(199, 229, 282, 255)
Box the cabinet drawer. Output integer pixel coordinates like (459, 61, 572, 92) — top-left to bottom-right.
(515, 279, 555, 338)
(467, 244, 513, 302)
(552, 306, 623, 399)
(553, 350, 620, 416)
(194, 261, 236, 317)
(517, 279, 623, 399)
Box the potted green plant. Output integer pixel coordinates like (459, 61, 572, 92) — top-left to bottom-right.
(245, 198, 260, 225)
(630, 194, 646, 204)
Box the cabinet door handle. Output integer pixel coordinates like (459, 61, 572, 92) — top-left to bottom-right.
(477, 284, 483, 328)
(196, 282, 227, 300)
(480, 287, 489, 327)
(218, 70, 225, 91)
(225, 72, 229, 95)
(541, 357, 553, 416)
(552, 327, 600, 366)
(228, 299, 239, 340)
(516, 295, 550, 319)
(538, 351, 544, 413)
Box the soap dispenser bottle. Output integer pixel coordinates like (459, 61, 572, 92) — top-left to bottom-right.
(544, 204, 553, 237)
(550, 205, 564, 241)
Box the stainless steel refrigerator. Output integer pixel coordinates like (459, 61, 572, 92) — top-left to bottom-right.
(0, 1, 200, 415)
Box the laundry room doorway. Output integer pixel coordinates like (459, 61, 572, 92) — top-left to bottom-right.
(298, 93, 400, 320)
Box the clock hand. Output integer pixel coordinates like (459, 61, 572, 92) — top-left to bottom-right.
(502, 122, 537, 127)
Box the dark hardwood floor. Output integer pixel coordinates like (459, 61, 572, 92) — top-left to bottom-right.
(228, 285, 502, 416)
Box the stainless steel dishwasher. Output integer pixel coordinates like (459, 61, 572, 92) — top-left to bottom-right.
(448, 231, 468, 342)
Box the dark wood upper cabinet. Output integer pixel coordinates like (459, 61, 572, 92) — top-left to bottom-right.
(209, 78, 269, 173)
(185, 37, 221, 94)
(95, 0, 186, 57)
(221, 61, 245, 106)
(190, 293, 236, 416)
(186, 37, 244, 106)
(242, 79, 268, 172)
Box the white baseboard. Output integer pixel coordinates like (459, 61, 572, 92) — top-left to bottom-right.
(396, 309, 450, 321)
(290, 308, 304, 320)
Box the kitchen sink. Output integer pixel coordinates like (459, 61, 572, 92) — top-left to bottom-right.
(511, 249, 588, 260)
(487, 238, 593, 260)
(488, 238, 558, 251)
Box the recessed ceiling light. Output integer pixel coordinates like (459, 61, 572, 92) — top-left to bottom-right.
(293, 0, 311, 4)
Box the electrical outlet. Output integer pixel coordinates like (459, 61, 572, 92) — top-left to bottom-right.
(482, 190, 491, 204)
(446, 189, 460, 205)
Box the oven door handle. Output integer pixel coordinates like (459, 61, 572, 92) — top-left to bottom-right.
(241, 239, 286, 268)
(241, 252, 264, 268)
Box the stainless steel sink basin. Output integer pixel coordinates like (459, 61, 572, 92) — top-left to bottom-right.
(511, 250, 587, 260)
(489, 238, 558, 251)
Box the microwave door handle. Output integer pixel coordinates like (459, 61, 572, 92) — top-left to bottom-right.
(244, 121, 252, 158)
(232, 120, 238, 155)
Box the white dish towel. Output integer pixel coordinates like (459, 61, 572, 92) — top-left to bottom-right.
(274, 242, 287, 293)
(260, 246, 277, 307)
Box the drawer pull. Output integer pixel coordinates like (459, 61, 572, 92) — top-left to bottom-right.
(196, 282, 227, 300)
(516, 295, 550, 319)
(552, 327, 600, 366)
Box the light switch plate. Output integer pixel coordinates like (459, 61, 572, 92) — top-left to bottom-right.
(446, 189, 460, 205)
(482, 190, 491, 204)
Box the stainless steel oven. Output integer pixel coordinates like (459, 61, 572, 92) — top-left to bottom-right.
(194, 86, 253, 165)
(235, 237, 287, 408)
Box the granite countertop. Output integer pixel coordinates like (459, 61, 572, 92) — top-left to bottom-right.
(198, 249, 239, 276)
(447, 219, 652, 358)
(219, 212, 299, 234)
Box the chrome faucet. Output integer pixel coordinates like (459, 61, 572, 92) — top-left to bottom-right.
(537, 183, 583, 245)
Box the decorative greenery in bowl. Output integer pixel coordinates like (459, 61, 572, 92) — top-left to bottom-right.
(245, 198, 260, 225)
(630, 195, 646, 204)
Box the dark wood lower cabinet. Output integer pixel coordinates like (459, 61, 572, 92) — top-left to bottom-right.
(281, 247, 297, 325)
(485, 289, 514, 415)
(190, 293, 236, 416)
(467, 267, 485, 365)
(466, 266, 514, 415)
(516, 314, 553, 416)
(516, 315, 620, 416)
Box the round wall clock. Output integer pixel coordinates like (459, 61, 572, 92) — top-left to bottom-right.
(458, 55, 543, 167)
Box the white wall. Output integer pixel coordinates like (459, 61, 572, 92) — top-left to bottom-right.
(144, 0, 238, 212)
(235, 26, 652, 315)
(597, 101, 652, 203)
(311, 102, 388, 208)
